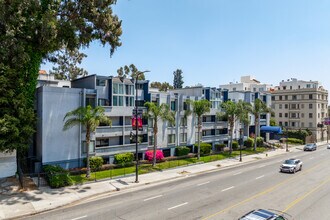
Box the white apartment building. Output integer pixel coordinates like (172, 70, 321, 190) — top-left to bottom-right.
(271, 78, 328, 141)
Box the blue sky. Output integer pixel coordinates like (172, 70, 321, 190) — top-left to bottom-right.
(42, 0, 330, 90)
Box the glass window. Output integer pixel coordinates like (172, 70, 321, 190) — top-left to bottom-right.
(279, 104, 282, 109)
(309, 113, 313, 118)
(118, 96, 123, 106)
(96, 79, 106, 86)
(180, 118, 187, 126)
(168, 134, 175, 144)
(180, 133, 187, 143)
(113, 96, 118, 106)
(113, 84, 119, 94)
(96, 138, 109, 147)
(309, 94, 313, 99)
(171, 100, 176, 111)
(86, 97, 96, 108)
(309, 104, 313, 109)
(118, 84, 124, 94)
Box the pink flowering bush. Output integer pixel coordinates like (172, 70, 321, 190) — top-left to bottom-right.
(145, 150, 164, 162)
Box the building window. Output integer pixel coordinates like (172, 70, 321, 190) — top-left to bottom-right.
(301, 113, 304, 118)
(125, 85, 134, 95)
(285, 104, 288, 109)
(279, 104, 282, 109)
(82, 141, 95, 153)
(292, 95, 297, 100)
(113, 96, 123, 106)
(180, 133, 187, 143)
(96, 79, 106, 86)
(309, 122, 313, 127)
(86, 97, 96, 108)
(279, 113, 282, 117)
(301, 104, 304, 109)
(113, 84, 119, 94)
(149, 136, 154, 145)
(96, 138, 109, 147)
(168, 120, 175, 127)
(171, 100, 176, 111)
(318, 113, 320, 118)
(279, 121, 283, 126)
(283, 86, 286, 90)
(284, 121, 288, 126)
(309, 113, 313, 118)
(168, 134, 175, 144)
(180, 117, 187, 126)
(309, 104, 312, 109)
(272, 96, 275, 101)
(301, 122, 304, 127)
(125, 97, 134, 107)
(291, 122, 295, 127)
(183, 101, 189, 110)
(279, 96, 282, 100)
(98, 98, 109, 106)
(285, 95, 288, 100)
(309, 94, 313, 99)
(118, 84, 124, 94)
(285, 113, 288, 118)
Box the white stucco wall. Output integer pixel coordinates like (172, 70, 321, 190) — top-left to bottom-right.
(0, 151, 16, 178)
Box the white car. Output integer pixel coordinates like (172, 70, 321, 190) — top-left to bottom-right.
(280, 158, 302, 174)
(327, 144, 330, 149)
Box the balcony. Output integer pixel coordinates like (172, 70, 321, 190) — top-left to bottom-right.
(95, 143, 149, 156)
(95, 126, 123, 137)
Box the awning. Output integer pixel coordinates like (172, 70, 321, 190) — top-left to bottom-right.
(260, 126, 283, 134)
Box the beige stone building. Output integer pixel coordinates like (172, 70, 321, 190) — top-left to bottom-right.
(271, 78, 328, 142)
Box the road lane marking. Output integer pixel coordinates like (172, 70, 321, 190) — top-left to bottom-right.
(168, 202, 188, 210)
(71, 216, 87, 220)
(258, 165, 265, 168)
(197, 181, 210, 186)
(233, 172, 242, 176)
(282, 175, 330, 213)
(256, 175, 265, 180)
(309, 157, 314, 159)
(202, 162, 324, 220)
(144, 195, 163, 201)
(221, 186, 234, 192)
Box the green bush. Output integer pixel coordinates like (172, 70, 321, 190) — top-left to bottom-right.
(43, 165, 73, 188)
(287, 138, 303, 144)
(175, 146, 190, 156)
(244, 137, 254, 148)
(89, 156, 104, 171)
(256, 137, 264, 147)
(114, 152, 134, 164)
(232, 141, 239, 150)
(214, 143, 227, 152)
(194, 143, 212, 155)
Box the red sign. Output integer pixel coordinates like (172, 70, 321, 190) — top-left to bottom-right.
(132, 116, 143, 130)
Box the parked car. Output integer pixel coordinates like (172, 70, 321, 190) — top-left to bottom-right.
(238, 209, 286, 220)
(303, 143, 317, 151)
(327, 144, 330, 149)
(280, 158, 302, 173)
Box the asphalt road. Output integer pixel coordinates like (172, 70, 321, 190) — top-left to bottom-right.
(23, 144, 330, 220)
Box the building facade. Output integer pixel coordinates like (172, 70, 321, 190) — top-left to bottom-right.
(271, 78, 328, 142)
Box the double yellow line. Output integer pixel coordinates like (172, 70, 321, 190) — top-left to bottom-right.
(203, 162, 324, 220)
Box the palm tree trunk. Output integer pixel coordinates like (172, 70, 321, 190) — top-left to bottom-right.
(229, 127, 233, 155)
(152, 121, 158, 167)
(197, 117, 201, 160)
(86, 128, 91, 178)
(254, 116, 258, 151)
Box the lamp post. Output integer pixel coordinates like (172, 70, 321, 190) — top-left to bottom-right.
(239, 128, 243, 162)
(286, 126, 289, 152)
(135, 70, 150, 183)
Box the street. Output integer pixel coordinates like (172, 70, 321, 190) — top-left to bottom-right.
(22, 144, 330, 220)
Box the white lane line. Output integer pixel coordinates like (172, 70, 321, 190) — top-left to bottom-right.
(71, 216, 87, 220)
(168, 202, 188, 210)
(258, 165, 265, 168)
(197, 181, 210, 186)
(233, 172, 242, 176)
(256, 175, 265, 180)
(309, 157, 314, 160)
(144, 195, 163, 201)
(221, 186, 234, 192)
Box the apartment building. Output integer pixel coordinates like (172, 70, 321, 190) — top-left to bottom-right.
(271, 78, 328, 141)
(219, 76, 272, 140)
(35, 75, 229, 170)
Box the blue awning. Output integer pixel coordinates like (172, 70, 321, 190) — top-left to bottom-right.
(260, 126, 283, 134)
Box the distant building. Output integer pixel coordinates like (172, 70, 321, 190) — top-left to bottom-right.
(271, 78, 329, 142)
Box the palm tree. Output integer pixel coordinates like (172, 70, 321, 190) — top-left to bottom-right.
(219, 100, 250, 154)
(248, 98, 271, 151)
(63, 105, 111, 178)
(186, 99, 211, 160)
(144, 102, 175, 167)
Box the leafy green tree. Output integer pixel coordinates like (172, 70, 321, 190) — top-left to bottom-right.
(117, 64, 145, 80)
(48, 47, 88, 80)
(248, 98, 272, 151)
(150, 81, 174, 91)
(63, 105, 111, 178)
(144, 102, 175, 166)
(173, 69, 184, 89)
(185, 99, 211, 160)
(0, 0, 122, 182)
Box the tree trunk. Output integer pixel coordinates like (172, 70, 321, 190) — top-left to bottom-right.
(254, 115, 258, 151)
(152, 120, 158, 167)
(86, 127, 91, 178)
(197, 116, 201, 160)
(16, 150, 24, 189)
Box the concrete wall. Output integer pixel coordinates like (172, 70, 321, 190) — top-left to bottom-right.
(0, 151, 16, 178)
(37, 87, 83, 169)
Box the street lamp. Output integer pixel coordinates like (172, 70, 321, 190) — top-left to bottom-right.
(286, 126, 289, 152)
(135, 70, 150, 183)
(239, 128, 243, 162)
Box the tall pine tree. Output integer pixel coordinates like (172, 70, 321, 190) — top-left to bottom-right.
(173, 69, 184, 89)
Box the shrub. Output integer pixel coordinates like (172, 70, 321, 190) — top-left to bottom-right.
(175, 146, 190, 156)
(194, 143, 212, 155)
(83, 156, 104, 171)
(114, 152, 134, 165)
(214, 143, 227, 152)
(43, 165, 73, 188)
(244, 137, 254, 148)
(287, 138, 303, 144)
(145, 150, 164, 161)
(256, 137, 264, 147)
(232, 141, 239, 150)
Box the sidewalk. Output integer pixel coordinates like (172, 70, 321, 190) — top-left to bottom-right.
(0, 144, 319, 220)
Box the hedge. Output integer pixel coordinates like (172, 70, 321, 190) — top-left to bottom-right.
(83, 156, 104, 171)
(232, 141, 239, 150)
(287, 138, 303, 144)
(256, 137, 264, 147)
(214, 143, 227, 152)
(244, 137, 254, 148)
(175, 146, 190, 156)
(43, 165, 73, 188)
(114, 152, 134, 164)
(194, 143, 212, 155)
